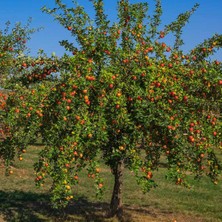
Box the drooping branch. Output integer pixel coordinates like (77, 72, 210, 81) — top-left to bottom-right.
(188, 34, 222, 61)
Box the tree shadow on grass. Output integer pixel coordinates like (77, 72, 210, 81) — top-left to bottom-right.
(0, 190, 178, 222)
(0, 190, 127, 222)
(0, 190, 50, 222)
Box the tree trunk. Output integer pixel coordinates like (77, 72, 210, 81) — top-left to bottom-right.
(109, 159, 124, 218)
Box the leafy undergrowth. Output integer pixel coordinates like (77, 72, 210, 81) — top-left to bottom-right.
(0, 145, 222, 222)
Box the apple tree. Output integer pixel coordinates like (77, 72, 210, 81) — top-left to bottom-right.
(1, 0, 222, 218)
(0, 19, 38, 147)
(0, 19, 38, 88)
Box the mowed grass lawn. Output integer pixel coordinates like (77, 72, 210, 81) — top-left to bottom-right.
(0, 145, 222, 222)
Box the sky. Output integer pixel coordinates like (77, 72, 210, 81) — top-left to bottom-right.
(0, 0, 222, 59)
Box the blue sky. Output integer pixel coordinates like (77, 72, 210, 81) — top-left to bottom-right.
(0, 0, 221, 59)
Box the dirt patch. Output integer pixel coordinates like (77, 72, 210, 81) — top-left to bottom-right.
(121, 206, 205, 222)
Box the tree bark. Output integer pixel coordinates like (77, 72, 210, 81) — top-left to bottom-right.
(109, 159, 124, 218)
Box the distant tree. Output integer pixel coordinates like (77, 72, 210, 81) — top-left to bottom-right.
(0, 19, 37, 88)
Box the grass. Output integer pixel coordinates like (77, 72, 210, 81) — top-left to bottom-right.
(0, 145, 222, 222)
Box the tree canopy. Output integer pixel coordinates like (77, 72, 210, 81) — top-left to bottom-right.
(0, 0, 221, 217)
